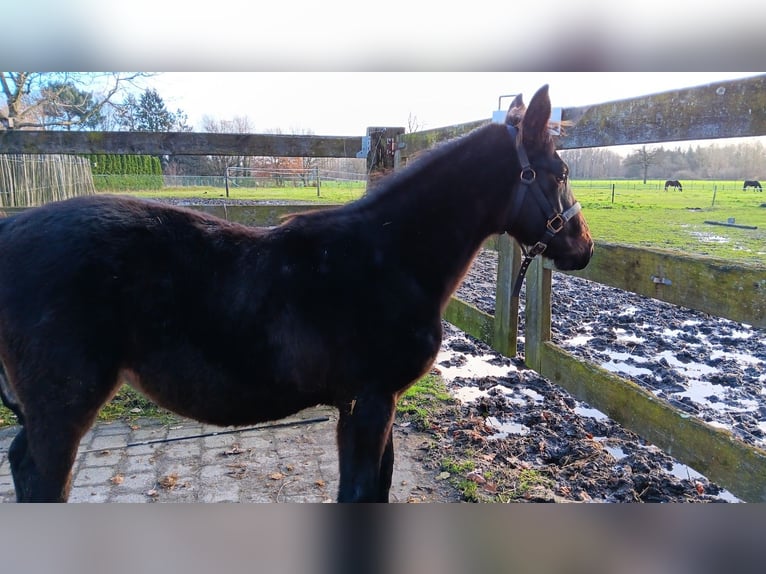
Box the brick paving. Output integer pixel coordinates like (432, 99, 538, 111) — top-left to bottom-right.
(0, 406, 457, 503)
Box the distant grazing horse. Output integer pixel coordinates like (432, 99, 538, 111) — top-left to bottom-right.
(743, 180, 762, 191)
(664, 179, 683, 192)
(0, 85, 593, 502)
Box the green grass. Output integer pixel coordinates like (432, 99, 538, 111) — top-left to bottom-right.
(571, 180, 766, 265)
(0, 385, 179, 429)
(116, 178, 765, 265)
(396, 373, 456, 428)
(108, 180, 366, 204)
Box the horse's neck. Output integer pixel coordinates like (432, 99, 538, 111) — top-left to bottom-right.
(365, 124, 516, 302)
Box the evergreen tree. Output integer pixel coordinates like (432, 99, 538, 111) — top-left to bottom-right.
(41, 81, 104, 130)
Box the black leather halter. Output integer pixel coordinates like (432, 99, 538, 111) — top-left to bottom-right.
(505, 124, 582, 298)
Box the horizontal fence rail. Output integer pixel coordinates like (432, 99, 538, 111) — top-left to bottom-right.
(0, 131, 365, 158)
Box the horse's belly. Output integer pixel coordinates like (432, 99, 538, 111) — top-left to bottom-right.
(119, 367, 324, 427)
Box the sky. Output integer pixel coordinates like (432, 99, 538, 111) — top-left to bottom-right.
(145, 72, 762, 150)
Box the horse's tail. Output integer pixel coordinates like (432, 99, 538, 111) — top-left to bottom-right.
(0, 213, 23, 424)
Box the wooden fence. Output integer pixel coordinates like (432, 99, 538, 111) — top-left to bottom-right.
(402, 73, 766, 503)
(1, 73, 765, 501)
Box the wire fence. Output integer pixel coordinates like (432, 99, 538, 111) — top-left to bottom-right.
(0, 154, 95, 207)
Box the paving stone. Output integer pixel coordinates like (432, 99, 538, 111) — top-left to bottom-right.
(0, 405, 456, 503)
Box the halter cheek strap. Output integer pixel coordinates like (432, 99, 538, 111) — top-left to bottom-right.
(505, 124, 582, 298)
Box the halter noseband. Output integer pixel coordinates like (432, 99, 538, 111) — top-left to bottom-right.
(505, 124, 582, 298)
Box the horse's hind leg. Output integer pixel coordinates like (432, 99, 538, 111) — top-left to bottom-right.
(336, 392, 397, 503)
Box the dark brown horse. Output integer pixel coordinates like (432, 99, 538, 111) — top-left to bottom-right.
(664, 179, 682, 192)
(0, 85, 592, 502)
(743, 180, 762, 191)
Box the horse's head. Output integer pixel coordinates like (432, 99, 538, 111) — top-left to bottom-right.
(503, 85, 593, 272)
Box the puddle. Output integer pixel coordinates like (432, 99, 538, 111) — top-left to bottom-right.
(613, 328, 646, 344)
(601, 359, 655, 377)
(564, 335, 592, 346)
(575, 406, 609, 420)
(656, 350, 719, 377)
(485, 416, 530, 439)
(593, 438, 627, 460)
(436, 351, 513, 382)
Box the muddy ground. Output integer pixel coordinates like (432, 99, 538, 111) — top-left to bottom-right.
(416, 249, 763, 502)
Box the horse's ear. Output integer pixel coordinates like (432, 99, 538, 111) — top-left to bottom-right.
(505, 93, 525, 127)
(521, 85, 551, 149)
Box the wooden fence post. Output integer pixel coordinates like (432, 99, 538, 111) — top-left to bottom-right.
(524, 257, 552, 372)
(366, 127, 404, 189)
(493, 234, 522, 357)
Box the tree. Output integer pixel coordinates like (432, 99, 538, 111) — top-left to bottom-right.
(0, 72, 151, 130)
(135, 89, 173, 131)
(623, 145, 661, 183)
(201, 115, 255, 176)
(40, 81, 103, 131)
(114, 88, 191, 133)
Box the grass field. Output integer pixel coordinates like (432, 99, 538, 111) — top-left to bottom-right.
(121, 180, 367, 204)
(569, 180, 766, 265)
(120, 178, 766, 265)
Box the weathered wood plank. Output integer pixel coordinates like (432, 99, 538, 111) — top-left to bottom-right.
(538, 342, 766, 503)
(0, 131, 365, 158)
(400, 74, 766, 155)
(558, 74, 766, 149)
(523, 257, 553, 372)
(493, 234, 521, 357)
(443, 297, 495, 347)
(557, 241, 766, 328)
(399, 120, 488, 161)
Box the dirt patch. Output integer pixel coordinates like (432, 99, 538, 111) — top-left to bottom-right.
(402, 323, 731, 503)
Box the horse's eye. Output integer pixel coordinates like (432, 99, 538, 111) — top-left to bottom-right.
(556, 173, 568, 184)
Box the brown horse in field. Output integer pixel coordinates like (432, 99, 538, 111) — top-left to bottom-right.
(664, 179, 682, 192)
(0, 85, 592, 502)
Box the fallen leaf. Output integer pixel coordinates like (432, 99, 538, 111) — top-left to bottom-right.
(466, 471, 486, 484)
(96, 450, 111, 457)
(159, 473, 179, 489)
(110, 474, 124, 485)
(226, 467, 246, 479)
(436, 472, 451, 481)
(146, 489, 158, 497)
(314, 480, 326, 488)
(222, 444, 243, 456)
(285, 464, 295, 472)
(269, 472, 285, 481)
(695, 481, 705, 495)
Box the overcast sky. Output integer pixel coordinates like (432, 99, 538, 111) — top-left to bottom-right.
(146, 72, 758, 138)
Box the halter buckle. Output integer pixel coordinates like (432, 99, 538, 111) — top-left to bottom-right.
(546, 214, 566, 233)
(528, 241, 548, 257)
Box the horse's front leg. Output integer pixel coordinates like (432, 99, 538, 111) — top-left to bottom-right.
(336, 392, 396, 503)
